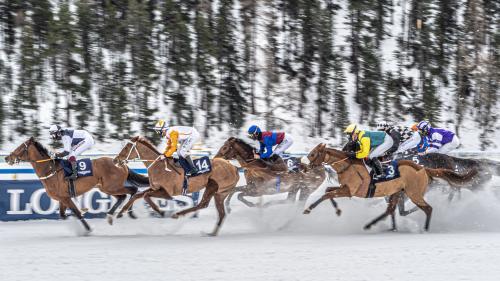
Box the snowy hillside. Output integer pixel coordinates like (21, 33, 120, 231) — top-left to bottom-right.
(0, 0, 498, 153)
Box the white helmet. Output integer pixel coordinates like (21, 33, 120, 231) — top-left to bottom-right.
(376, 121, 392, 131)
(49, 125, 62, 139)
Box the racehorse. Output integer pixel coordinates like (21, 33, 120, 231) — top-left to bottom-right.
(112, 136, 240, 236)
(214, 137, 341, 215)
(302, 143, 478, 231)
(5, 137, 149, 233)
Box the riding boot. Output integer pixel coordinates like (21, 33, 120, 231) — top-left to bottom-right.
(371, 158, 384, 177)
(185, 155, 199, 176)
(67, 159, 78, 180)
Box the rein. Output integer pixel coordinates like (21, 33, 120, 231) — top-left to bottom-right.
(122, 141, 179, 174)
(15, 141, 59, 180)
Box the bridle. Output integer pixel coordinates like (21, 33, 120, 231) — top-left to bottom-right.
(120, 141, 168, 171)
(11, 140, 58, 180)
(310, 147, 350, 175)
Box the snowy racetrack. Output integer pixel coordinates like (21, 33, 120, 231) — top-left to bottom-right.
(2, 184, 500, 281)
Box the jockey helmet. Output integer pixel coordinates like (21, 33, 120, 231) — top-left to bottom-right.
(154, 120, 168, 137)
(376, 121, 392, 131)
(49, 125, 62, 140)
(344, 123, 360, 134)
(417, 121, 431, 135)
(247, 125, 261, 140)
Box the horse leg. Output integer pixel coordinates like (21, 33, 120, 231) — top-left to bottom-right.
(303, 185, 350, 214)
(116, 189, 149, 219)
(395, 191, 420, 216)
(406, 192, 433, 231)
(59, 203, 68, 220)
(143, 188, 172, 217)
(237, 191, 257, 208)
(329, 198, 342, 216)
(364, 193, 399, 231)
(207, 192, 228, 236)
(125, 186, 138, 219)
(62, 197, 91, 233)
(172, 181, 218, 218)
(106, 195, 127, 225)
(224, 186, 246, 214)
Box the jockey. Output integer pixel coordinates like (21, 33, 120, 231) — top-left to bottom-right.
(344, 123, 393, 176)
(247, 125, 293, 161)
(49, 125, 95, 180)
(154, 120, 199, 176)
(377, 122, 422, 156)
(375, 121, 401, 155)
(413, 121, 460, 154)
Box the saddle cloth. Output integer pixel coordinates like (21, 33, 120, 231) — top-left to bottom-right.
(61, 158, 93, 178)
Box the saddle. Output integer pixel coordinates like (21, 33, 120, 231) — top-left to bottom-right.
(365, 160, 401, 198)
(60, 159, 93, 198)
(175, 156, 212, 195)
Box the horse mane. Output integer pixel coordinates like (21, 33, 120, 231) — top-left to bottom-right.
(231, 137, 255, 155)
(31, 139, 50, 157)
(131, 136, 161, 154)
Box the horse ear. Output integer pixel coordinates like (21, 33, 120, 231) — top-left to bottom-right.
(228, 137, 235, 141)
(321, 143, 326, 149)
(28, 136, 35, 143)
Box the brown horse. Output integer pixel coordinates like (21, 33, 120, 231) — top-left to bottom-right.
(5, 137, 149, 233)
(214, 137, 341, 214)
(113, 136, 240, 236)
(302, 143, 478, 231)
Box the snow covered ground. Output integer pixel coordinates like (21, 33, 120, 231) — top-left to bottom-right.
(2, 182, 500, 281)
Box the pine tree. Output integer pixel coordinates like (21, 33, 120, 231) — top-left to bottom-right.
(163, 0, 194, 126)
(14, 15, 40, 137)
(128, 0, 158, 139)
(195, 0, 216, 138)
(240, 0, 257, 114)
(315, 3, 334, 137)
(215, 0, 246, 130)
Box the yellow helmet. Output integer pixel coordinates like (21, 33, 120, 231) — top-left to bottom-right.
(154, 120, 168, 135)
(344, 123, 359, 134)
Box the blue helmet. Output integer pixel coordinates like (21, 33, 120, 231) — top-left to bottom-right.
(247, 125, 261, 140)
(417, 121, 431, 134)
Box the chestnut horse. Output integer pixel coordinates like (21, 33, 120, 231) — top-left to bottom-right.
(113, 136, 239, 236)
(302, 143, 478, 231)
(214, 137, 340, 214)
(5, 138, 149, 233)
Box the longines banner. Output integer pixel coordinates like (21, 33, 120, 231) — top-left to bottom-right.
(0, 180, 120, 221)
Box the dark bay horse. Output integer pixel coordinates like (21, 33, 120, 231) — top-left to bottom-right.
(214, 137, 341, 215)
(302, 143, 478, 231)
(5, 137, 149, 233)
(113, 136, 240, 236)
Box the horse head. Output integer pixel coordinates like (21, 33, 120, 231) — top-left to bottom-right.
(305, 143, 327, 167)
(215, 137, 255, 162)
(6, 137, 50, 165)
(114, 136, 161, 165)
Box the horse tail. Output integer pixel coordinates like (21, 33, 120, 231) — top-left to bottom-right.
(424, 167, 478, 186)
(127, 168, 150, 187)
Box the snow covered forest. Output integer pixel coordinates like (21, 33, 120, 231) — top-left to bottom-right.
(0, 0, 498, 150)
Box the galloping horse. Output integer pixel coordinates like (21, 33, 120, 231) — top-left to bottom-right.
(113, 136, 240, 236)
(302, 144, 478, 231)
(214, 137, 340, 214)
(5, 137, 149, 233)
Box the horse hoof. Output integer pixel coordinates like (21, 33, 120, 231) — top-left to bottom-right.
(171, 213, 180, 219)
(116, 213, 123, 219)
(128, 211, 137, 219)
(363, 225, 371, 230)
(106, 214, 114, 225)
(336, 209, 342, 216)
(303, 208, 311, 215)
(159, 211, 166, 218)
